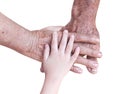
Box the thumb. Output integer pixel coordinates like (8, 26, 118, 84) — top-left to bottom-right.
(40, 63, 44, 73)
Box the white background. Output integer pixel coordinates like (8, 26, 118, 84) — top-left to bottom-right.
(0, 0, 120, 94)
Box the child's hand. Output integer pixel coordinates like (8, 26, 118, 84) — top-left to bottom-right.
(42, 30, 80, 80)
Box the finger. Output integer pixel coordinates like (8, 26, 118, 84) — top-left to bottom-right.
(40, 63, 44, 73)
(51, 32, 58, 53)
(59, 30, 68, 53)
(73, 44, 102, 58)
(60, 27, 100, 44)
(70, 65, 83, 74)
(86, 56, 98, 74)
(65, 35, 74, 54)
(75, 42, 100, 51)
(43, 44, 50, 62)
(70, 47, 80, 63)
(87, 67, 98, 74)
(75, 56, 98, 69)
(70, 33, 100, 44)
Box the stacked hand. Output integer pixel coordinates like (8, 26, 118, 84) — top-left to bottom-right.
(28, 26, 101, 74)
(63, 0, 101, 73)
(0, 0, 101, 74)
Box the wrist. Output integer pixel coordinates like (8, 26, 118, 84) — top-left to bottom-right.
(0, 13, 38, 59)
(1, 27, 32, 55)
(41, 74, 62, 94)
(25, 30, 44, 61)
(45, 74, 63, 83)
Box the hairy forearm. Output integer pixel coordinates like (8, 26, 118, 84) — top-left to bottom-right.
(65, 0, 100, 33)
(72, 0, 100, 22)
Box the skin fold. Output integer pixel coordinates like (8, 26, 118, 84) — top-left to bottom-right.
(63, 0, 101, 73)
(0, 0, 101, 74)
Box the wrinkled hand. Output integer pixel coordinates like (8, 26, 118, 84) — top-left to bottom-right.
(64, 0, 101, 74)
(27, 26, 101, 74)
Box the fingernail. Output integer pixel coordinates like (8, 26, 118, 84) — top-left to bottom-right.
(71, 35, 74, 38)
(98, 52, 102, 57)
(91, 69, 97, 74)
(93, 63, 98, 67)
(77, 47, 80, 51)
(45, 44, 48, 47)
(78, 69, 82, 73)
(53, 31, 57, 35)
(64, 30, 68, 33)
(76, 68, 82, 73)
(87, 67, 92, 72)
(96, 39, 100, 42)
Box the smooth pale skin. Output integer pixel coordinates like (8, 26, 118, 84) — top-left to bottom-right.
(40, 30, 80, 94)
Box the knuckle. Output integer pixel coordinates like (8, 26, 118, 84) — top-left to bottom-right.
(90, 50, 95, 56)
(92, 45, 100, 50)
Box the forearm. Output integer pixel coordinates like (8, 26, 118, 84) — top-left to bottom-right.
(0, 13, 62, 62)
(72, 0, 100, 22)
(0, 12, 32, 57)
(65, 0, 100, 32)
(40, 76, 62, 94)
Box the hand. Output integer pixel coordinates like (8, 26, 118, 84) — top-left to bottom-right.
(42, 30, 80, 79)
(40, 30, 79, 94)
(64, 0, 101, 74)
(26, 26, 101, 74)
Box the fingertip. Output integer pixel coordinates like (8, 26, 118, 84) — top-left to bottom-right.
(71, 34, 75, 38)
(63, 30, 68, 37)
(70, 34, 75, 42)
(76, 68, 83, 74)
(71, 65, 83, 74)
(53, 31, 57, 35)
(45, 44, 49, 48)
(53, 31, 58, 39)
(45, 44, 50, 50)
(87, 67, 98, 74)
(64, 30, 68, 33)
(76, 47, 80, 54)
(91, 69, 98, 74)
(96, 38, 100, 43)
(77, 47, 80, 50)
(98, 52, 102, 57)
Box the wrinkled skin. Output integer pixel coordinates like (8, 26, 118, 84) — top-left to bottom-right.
(63, 0, 101, 73)
(28, 26, 101, 74)
(29, 0, 101, 74)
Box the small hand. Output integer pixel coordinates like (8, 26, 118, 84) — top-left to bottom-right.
(42, 30, 80, 79)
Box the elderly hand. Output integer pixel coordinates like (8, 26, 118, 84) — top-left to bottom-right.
(64, 0, 101, 74)
(26, 26, 101, 73)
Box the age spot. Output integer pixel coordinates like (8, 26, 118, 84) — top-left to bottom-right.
(2, 31, 4, 34)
